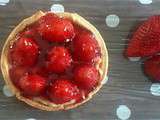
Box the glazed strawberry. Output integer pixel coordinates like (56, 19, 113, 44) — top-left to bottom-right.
(11, 37, 39, 66)
(19, 74, 47, 96)
(48, 79, 81, 104)
(73, 32, 100, 62)
(46, 46, 72, 73)
(38, 13, 75, 42)
(16, 37, 39, 54)
(74, 65, 99, 90)
(144, 55, 160, 82)
(9, 66, 28, 85)
(126, 16, 160, 57)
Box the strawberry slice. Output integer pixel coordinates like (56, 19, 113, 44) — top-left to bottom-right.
(19, 74, 47, 96)
(144, 55, 160, 82)
(48, 79, 81, 104)
(46, 46, 72, 73)
(126, 16, 160, 57)
(38, 13, 75, 42)
(74, 65, 99, 90)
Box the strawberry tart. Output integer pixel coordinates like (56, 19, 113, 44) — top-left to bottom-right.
(1, 11, 108, 111)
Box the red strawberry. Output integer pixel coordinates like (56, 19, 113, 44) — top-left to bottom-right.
(38, 13, 75, 42)
(48, 79, 81, 104)
(73, 32, 100, 62)
(9, 66, 28, 86)
(16, 37, 39, 53)
(11, 37, 39, 66)
(126, 16, 160, 57)
(144, 55, 160, 82)
(19, 74, 47, 96)
(74, 65, 99, 90)
(46, 46, 72, 73)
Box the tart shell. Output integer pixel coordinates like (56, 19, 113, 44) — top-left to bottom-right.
(1, 11, 108, 111)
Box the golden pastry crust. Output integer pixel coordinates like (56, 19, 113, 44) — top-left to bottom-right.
(1, 11, 108, 111)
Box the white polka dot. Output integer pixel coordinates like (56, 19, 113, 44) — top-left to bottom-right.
(139, 0, 152, 4)
(116, 105, 131, 120)
(150, 83, 160, 96)
(26, 118, 36, 120)
(50, 4, 64, 13)
(0, 0, 9, 6)
(101, 76, 108, 85)
(0, 3, 5, 5)
(105, 14, 120, 28)
(128, 57, 141, 62)
(3, 85, 15, 97)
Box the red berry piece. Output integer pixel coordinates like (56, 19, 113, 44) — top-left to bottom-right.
(38, 13, 75, 42)
(74, 65, 99, 90)
(144, 55, 160, 82)
(9, 66, 28, 86)
(11, 37, 39, 66)
(126, 16, 160, 57)
(46, 46, 72, 73)
(19, 74, 47, 96)
(73, 32, 100, 62)
(16, 37, 39, 53)
(48, 79, 81, 104)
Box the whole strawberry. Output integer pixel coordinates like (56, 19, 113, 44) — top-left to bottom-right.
(19, 74, 47, 96)
(126, 16, 160, 58)
(74, 65, 99, 90)
(38, 13, 75, 42)
(11, 37, 39, 66)
(46, 46, 72, 73)
(73, 32, 100, 62)
(144, 55, 160, 82)
(48, 79, 81, 104)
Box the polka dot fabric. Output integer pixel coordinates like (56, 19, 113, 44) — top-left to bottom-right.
(139, 0, 152, 5)
(150, 83, 160, 96)
(116, 105, 131, 120)
(26, 118, 36, 120)
(0, 0, 9, 6)
(50, 4, 64, 13)
(0, 0, 159, 119)
(3, 85, 14, 97)
(101, 75, 109, 85)
(105, 14, 120, 28)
